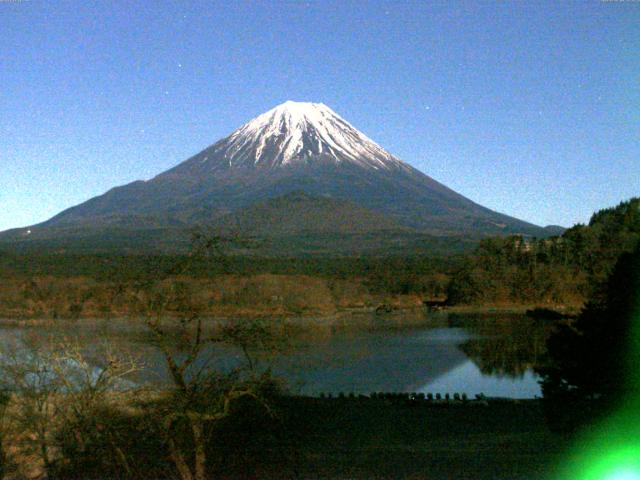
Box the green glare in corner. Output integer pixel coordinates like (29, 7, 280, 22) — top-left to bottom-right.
(560, 427, 640, 480)
(580, 444, 640, 480)
(605, 469, 640, 480)
(556, 304, 640, 480)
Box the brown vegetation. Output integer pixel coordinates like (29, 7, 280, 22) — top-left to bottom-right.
(0, 273, 431, 321)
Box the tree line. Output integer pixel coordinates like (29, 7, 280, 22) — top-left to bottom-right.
(446, 198, 640, 306)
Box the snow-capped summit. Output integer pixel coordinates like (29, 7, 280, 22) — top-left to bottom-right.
(174, 101, 408, 172)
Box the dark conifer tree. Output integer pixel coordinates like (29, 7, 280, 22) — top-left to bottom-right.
(537, 243, 640, 431)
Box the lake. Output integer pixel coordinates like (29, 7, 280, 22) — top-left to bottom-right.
(0, 312, 552, 399)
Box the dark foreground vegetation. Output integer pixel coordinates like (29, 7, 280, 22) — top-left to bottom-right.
(0, 389, 567, 480)
(537, 242, 640, 433)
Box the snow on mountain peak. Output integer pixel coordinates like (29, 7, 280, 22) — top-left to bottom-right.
(213, 101, 407, 170)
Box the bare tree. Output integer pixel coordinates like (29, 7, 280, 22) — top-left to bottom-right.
(142, 284, 287, 480)
(0, 333, 141, 478)
(136, 232, 286, 480)
(49, 339, 142, 474)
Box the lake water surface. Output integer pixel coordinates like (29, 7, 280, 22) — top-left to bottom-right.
(0, 312, 552, 399)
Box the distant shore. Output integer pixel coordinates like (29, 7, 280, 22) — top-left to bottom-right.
(0, 301, 581, 330)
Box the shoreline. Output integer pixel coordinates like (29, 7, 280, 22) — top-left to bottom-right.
(0, 302, 580, 330)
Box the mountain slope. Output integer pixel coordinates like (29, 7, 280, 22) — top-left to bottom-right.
(1, 101, 548, 253)
(211, 191, 407, 236)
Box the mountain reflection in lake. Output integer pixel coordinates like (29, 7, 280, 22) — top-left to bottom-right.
(0, 313, 553, 399)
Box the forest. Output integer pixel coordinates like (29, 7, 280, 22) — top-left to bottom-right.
(0, 198, 637, 320)
(446, 197, 640, 307)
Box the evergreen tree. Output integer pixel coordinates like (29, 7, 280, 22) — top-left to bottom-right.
(537, 244, 640, 431)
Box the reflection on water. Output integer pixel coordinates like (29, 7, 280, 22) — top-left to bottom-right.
(420, 361, 541, 399)
(0, 313, 554, 398)
(451, 314, 551, 378)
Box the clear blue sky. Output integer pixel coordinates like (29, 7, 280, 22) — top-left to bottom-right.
(1, 0, 638, 231)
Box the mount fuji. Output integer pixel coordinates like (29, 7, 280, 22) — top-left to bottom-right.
(1, 101, 550, 254)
